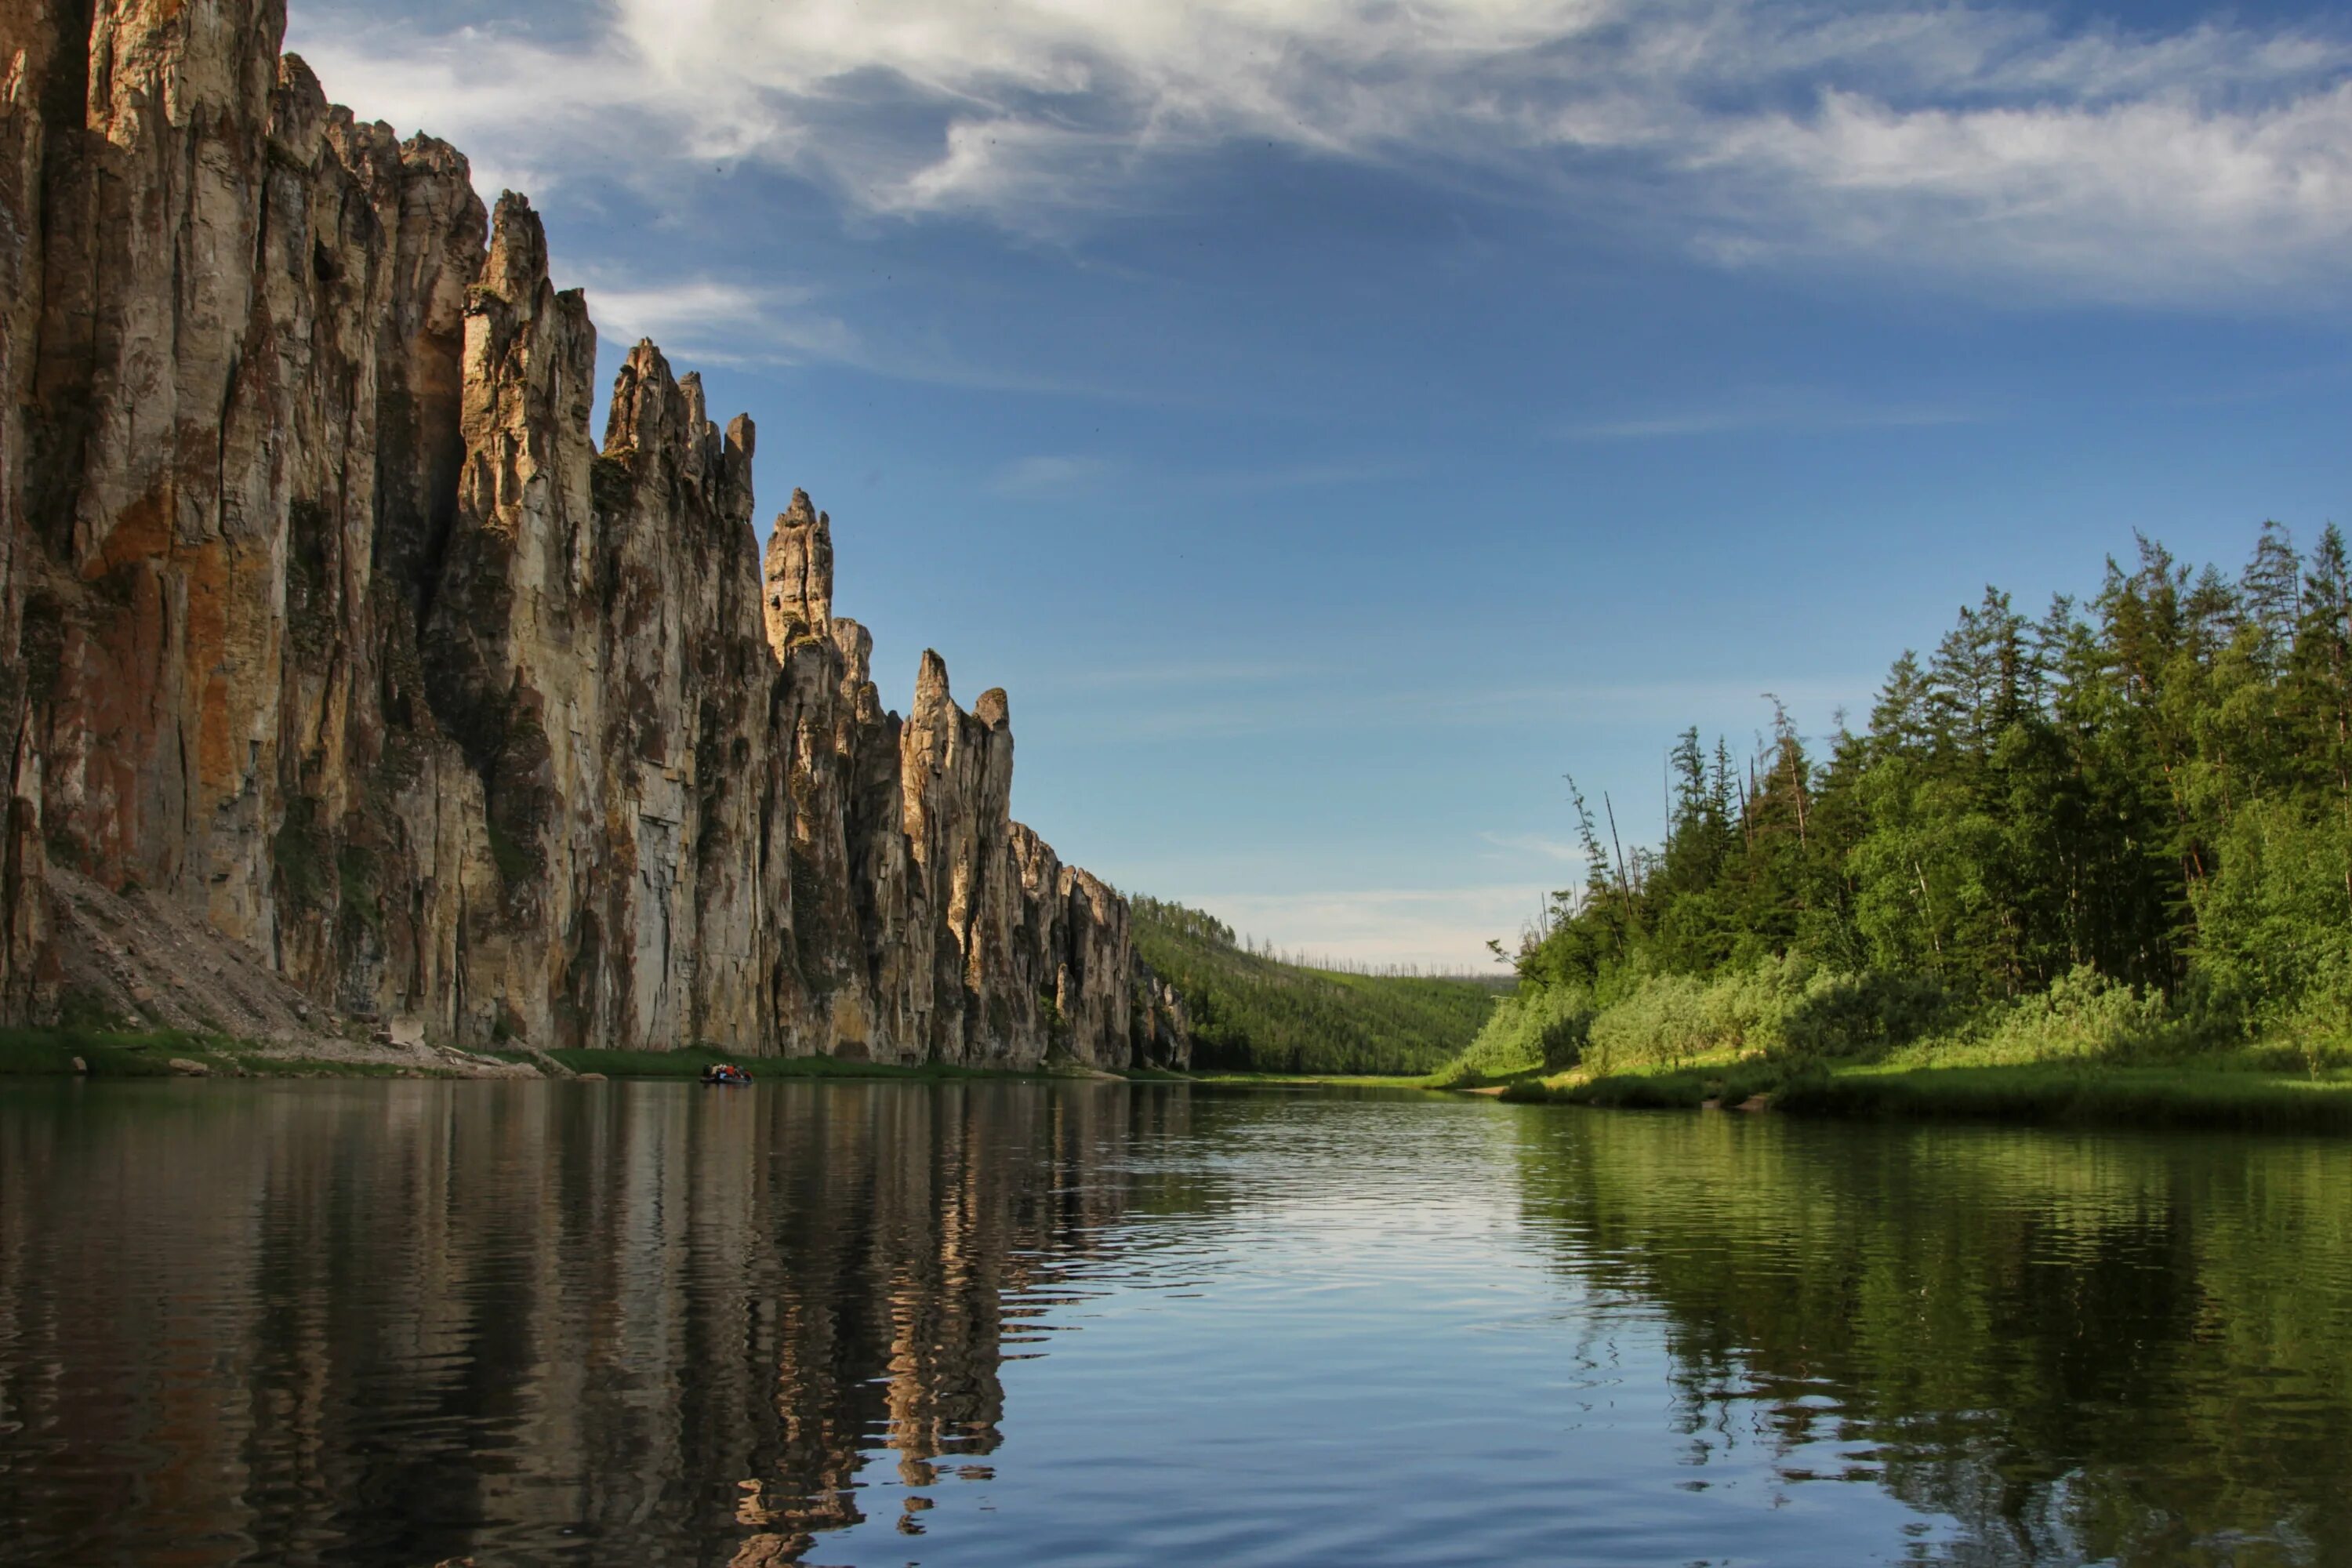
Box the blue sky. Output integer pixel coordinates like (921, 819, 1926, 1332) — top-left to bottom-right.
(293, 0, 2352, 967)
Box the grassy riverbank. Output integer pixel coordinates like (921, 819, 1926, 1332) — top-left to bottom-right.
(1431, 953, 2352, 1132)
(0, 1025, 469, 1078)
(27, 1023, 2345, 1134)
(1185, 1069, 1446, 1089)
(0, 1027, 1156, 1083)
(1494, 1053, 2352, 1133)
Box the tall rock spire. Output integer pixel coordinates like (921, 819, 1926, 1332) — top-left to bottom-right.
(763, 488, 833, 657)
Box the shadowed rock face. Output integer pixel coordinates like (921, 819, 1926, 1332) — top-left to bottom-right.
(0, 0, 1179, 1067)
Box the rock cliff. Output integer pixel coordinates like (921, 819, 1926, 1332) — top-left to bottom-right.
(0, 0, 1181, 1069)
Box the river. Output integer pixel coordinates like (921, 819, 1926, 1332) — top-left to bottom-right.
(2, 1080, 2347, 1566)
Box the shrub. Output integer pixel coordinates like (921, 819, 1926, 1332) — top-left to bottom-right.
(1440, 985, 1593, 1082)
(1585, 973, 1719, 1073)
(1968, 966, 2209, 1064)
(1779, 968, 1954, 1061)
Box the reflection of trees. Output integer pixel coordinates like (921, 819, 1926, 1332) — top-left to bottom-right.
(1509, 1111, 2352, 1564)
(0, 1080, 1200, 1566)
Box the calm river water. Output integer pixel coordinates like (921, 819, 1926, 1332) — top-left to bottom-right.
(2, 1080, 2350, 1566)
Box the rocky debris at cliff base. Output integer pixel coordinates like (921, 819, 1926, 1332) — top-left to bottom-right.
(45, 866, 350, 1046)
(38, 867, 535, 1075)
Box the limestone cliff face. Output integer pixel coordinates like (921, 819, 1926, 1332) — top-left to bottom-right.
(0, 0, 1179, 1068)
(1131, 956, 1196, 1072)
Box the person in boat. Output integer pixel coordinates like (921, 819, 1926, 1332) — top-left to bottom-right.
(700, 1062, 753, 1085)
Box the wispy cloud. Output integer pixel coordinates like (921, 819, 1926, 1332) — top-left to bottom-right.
(1024, 659, 1334, 693)
(567, 272, 1142, 393)
(1182, 884, 1558, 968)
(1557, 387, 1983, 441)
(1196, 456, 1428, 492)
(1479, 831, 1586, 864)
(292, 0, 2352, 307)
(579, 277, 864, 368)
(987, 453, 1119, 499)
(993, 452, 1425, 503)
(1049, 673, 1879, 743)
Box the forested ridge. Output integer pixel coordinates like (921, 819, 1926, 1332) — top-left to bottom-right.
(1132, 898, 1499, 1074)
(1450, 523, 2352, 1085)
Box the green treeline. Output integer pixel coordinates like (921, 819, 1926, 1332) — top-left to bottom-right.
(1448, 523, 2352, 1087)
(1132, 897, 1498, 1074)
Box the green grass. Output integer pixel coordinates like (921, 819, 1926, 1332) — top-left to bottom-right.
(1498, 1060, 1785, 1110)
(1494, 1051, 2352, 1133)
(4, 1018, 1269, 1087)
(0, 1025, 215, 1076)
(1133, 897, 1501, 1074)
(1442, 958, 2352, 1132)
(1185, 1069, 1445, 1088)
(1778, 1061, 2352, 1133)
(0, 1026, 471, 1079)
(0, 1030, 1144, 1084)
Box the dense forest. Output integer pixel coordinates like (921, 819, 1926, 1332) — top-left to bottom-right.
(1450, 524, 2352, 1083)
(1132, 898, 1499, 1074)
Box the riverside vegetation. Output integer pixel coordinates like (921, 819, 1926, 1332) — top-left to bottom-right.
(1131, 898, 1500, 1075)
(1440, 524, 2352, 1130)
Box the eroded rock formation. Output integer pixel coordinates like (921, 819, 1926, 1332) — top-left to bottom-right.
(0, 0, 1180, 1068)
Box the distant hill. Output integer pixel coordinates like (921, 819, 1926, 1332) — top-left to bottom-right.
(1132, 898, 1504, 1075)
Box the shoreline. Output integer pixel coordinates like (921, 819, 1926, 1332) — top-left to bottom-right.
(1486, 1057, 2352, 1134)
(0, 1029, 1150, 1086)
(17, 1025, 2351, 1135)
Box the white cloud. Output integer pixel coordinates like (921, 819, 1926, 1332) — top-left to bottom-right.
(580, 278, 862, 368)
(1479, 831, 1586, 864)
(290, 0, 2352, 307)
(1187, 884, 1559, 969)
(1700, 82, 2352, 299)
(557, 271, 1133, 393)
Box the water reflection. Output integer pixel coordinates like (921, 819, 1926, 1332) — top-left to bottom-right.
(0, 1080, 1200, 1567)
(6, 1083, 2352, 1566)
(1508, 1110, 2352, 1565)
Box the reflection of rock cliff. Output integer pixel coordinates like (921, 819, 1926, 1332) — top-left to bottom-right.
(0, 0, 1182, 1066)
(0, 1080, 1200, 1566)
